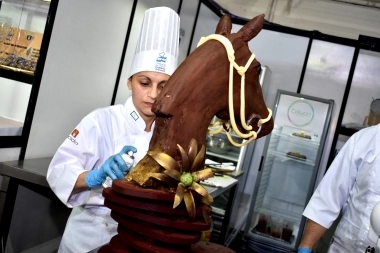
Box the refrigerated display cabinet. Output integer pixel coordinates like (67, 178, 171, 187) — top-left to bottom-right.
(244, 90, 334, 252)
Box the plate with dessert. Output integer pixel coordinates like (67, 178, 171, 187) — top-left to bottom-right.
(286, 150, 307, 161)
(292, 130, 311, 140)
(208, 163, 236, 172)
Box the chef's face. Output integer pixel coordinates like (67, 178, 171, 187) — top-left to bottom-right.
(128, 71, 170, 123)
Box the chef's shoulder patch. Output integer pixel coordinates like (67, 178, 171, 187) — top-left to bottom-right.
(71, 128, 79, 137)
(67, 128, 79, 145)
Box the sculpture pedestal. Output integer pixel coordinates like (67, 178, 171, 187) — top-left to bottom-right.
(99, 234, 236, 253)
(98, 180, 237, 253)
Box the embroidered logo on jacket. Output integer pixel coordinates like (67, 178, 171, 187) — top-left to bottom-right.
(130, 111, 139, 121)
(67, 128, 79, 145)
(71, 129, 79, 137)
(67, 136, 78, 145)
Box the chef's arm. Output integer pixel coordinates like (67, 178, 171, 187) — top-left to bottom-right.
(71, 171, 90, 195)
(299, 219, 327, 250)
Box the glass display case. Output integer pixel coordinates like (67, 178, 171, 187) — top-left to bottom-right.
(0, 0, 55, 144)
(244, 90, 334, 252)
(0, 0, 50, 77)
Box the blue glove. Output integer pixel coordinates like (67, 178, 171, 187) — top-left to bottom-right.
(298, 248, 312, 253)
(85, 145, 137, 188)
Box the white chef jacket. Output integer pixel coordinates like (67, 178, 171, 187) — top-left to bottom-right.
(303, 124, 380, 252)
(47, 96, 154, 253)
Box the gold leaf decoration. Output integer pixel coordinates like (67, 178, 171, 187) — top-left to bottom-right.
(148, 138, 214, 219)
(174, 183, 185, 208)
(190, 145, 205, 172)
(184, 191, 196, 219)
(188, 139, 198, 166)
(148, 151, 180, 171)
(164, 169, 180, 181)
(191, 181, 212, 200)
(177, 144, 190, 172)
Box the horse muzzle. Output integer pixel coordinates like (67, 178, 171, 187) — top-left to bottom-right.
(246, 113, 262, 135)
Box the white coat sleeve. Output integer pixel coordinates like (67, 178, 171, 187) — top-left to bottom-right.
(47, 113, 102, 208)
(303, 129, 368, 228)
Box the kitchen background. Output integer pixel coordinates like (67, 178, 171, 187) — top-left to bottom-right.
(0, 0, 379, 252)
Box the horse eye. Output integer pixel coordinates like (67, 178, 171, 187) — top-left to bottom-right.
(257, 66, 262, 75)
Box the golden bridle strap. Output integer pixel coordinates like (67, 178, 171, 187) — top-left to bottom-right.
(197, 34, 272, 147)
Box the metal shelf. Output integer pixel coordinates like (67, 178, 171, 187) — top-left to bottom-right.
(0, 67, 33, 84)
(206, 150, 239, 162)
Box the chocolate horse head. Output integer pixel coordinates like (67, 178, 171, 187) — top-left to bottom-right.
(128, 14, 274, 186)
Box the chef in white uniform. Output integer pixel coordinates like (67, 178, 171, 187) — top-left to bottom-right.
(46, 7, 180, 253)
(298, 124, 380, 253)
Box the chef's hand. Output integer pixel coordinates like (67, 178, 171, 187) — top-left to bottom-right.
(85, 145, 137, 188)
(298, 248, 312, 253)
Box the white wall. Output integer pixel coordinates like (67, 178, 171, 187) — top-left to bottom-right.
(177, 0, 199, 64)
(24, 0, 134, 159)
(0, 147, 21, 162)
(189, 3, 220, 53)
(0, 79, 31, 122)
(215, 0, 380, 40)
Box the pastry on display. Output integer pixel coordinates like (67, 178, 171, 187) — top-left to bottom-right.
(99, 11, 274, 253)
(286, 150, 307, 160)
(292, 131, 311, 139)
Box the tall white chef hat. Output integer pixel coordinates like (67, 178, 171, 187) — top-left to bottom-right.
(129, 7, 180, 77)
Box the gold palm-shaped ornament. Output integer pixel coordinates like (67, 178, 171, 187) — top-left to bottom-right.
(148, 138, 214, 219)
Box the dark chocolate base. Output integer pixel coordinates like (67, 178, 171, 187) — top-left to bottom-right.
(98, 180, 236, 253)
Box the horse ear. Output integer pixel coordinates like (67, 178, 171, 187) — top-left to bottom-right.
(215, 14, 232, 36)
(237, 14, 265, 42)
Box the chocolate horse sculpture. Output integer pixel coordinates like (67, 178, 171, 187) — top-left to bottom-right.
(128, 13, 274, 187)
(99, 13, 274, 253)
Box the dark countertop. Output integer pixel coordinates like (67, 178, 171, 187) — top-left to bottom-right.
(202, 178, 238, 198)
(0, 157, 52, 187)
(0, 157, 237, 197)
